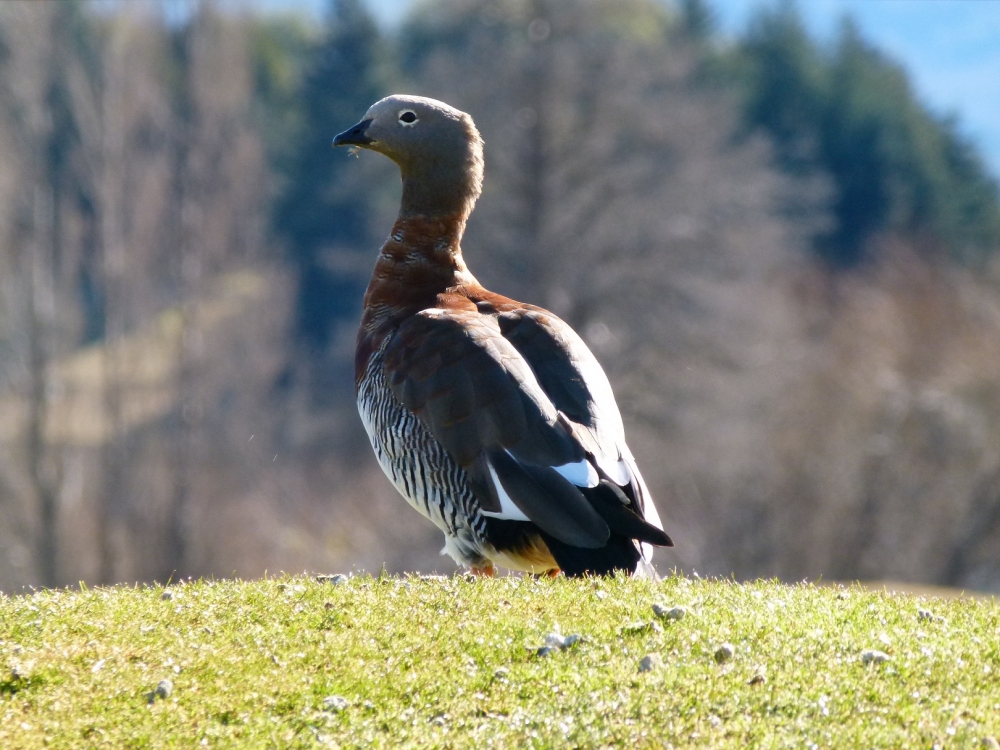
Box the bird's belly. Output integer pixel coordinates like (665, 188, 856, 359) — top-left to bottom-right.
(482, 541, 558, 575)
(357, 347, 483, 544)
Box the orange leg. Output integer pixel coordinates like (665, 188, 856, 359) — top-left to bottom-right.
(470, 562, 495, 577)
(530, 568, 561, 579)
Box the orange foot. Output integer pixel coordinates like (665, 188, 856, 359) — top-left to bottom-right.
(531, 568, 561, 579)
(470, 562, 495, 577)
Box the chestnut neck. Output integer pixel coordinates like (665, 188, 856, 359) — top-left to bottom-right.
(359, 212, 478, 334)
(357, 131, 485, 371)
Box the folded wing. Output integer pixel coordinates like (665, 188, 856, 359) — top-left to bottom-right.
(383, 304, 671, 569)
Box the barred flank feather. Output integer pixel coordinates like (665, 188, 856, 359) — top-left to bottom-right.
(358, 341, 489, 566)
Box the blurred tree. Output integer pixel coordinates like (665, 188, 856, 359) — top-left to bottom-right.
(0, 1, 276, 590)
(273, 0, 386, 351)
(1, 0, 999, 593)
(249, 13, 316, 175)
(737, 4, 1000, 266)
(738, 2, 826, 178)
(0, 1, 98, 588)
(161, 2, 270, 581)
(679, 0, 715, 42)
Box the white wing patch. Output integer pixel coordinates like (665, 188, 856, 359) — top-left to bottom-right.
(481, 459, 531, 522)
(589, 451, 630, 486)
(608, 458, 631, 486)
(552, 458, 599, 488)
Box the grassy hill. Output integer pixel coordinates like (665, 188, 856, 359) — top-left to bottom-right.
(1, 574, 998, 748)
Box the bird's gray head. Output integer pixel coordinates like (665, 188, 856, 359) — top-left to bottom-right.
(334, 94, 484, 220)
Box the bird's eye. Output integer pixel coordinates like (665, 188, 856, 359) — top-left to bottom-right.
(398, 110, 418, 126)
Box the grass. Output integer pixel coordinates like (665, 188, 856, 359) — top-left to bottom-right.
(1, 573, 998, 748)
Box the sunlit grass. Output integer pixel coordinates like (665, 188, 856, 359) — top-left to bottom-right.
(1, 573, 998, 748)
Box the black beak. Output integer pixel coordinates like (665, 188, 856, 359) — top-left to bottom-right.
(332, 118, 374, 148)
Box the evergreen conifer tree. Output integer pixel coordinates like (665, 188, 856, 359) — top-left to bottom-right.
(274, 0, 384, 349)
(738, 4, 1000, 266)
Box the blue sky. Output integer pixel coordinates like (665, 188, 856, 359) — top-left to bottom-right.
(261, 0, 1000, 178)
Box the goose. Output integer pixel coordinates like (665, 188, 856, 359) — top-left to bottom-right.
(333, 94, 672, 576)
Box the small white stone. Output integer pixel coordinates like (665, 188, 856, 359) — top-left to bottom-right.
(317, 574, 349, 586)
(544, 633, 566, 649)
(861, 649, 891, 664)
(917, 608, 945, 623)
(10, 660, 33, 681)
(622, 621, 662, 636)
(323, 695, 349, 712)
(538, 632, 583, 651)
(638, 654, 662, 673)
(153, 679, 173, 699)
(714, 643, 735, 663)
(652, 603, 686, 621)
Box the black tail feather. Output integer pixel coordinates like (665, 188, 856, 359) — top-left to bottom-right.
(540, 531, 642, 577)
(488, 450, 609, 548)
(587, 481, 673, 547)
